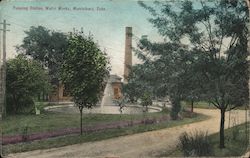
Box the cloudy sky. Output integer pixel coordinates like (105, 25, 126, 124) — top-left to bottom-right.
(0, 0, 164, 76)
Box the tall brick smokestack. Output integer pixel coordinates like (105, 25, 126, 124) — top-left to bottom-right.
(124, 27, 132, 83)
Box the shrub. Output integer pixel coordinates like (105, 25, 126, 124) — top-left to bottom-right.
(179, 131, 213, 156)
(161, 107, 170, 113)
(6, 55, 50, 115)
(6, 96, 34, 114)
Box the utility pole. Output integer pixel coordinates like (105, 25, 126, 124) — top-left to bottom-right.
(0, 19, 10, 116)
(0, 19, 10, 158)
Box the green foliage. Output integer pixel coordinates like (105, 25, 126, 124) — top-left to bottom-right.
(138, 0, 249, 110)
(161, 107, 170, 114)
(210, 124, 249, 157)
(168, 123, 248, 157)
(122, 81, 139, 103)
(17, 26, 68, 81)
(61, 33, 110, 108)
(6, 55, 50, 114)
(140, 92, 152, 112)
(113, 97, 127, 114)
(179, 131, 213, 157)
(170, 97, 181, 120)
(138, 0, 249, 148)
(123, 64, 154, 103)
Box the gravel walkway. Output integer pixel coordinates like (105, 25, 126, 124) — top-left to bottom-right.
(7, 108, 249, 158)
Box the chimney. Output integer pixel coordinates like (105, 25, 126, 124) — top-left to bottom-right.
(124, 27, 132, 83)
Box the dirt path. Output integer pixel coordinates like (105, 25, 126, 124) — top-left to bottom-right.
(7, 109, 249, 158)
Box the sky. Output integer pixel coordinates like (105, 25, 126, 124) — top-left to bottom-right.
(0, 0, 164, 76)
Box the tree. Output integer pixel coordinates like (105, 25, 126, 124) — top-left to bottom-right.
(6, 55, 50, 114)
(181, 60, 203, 113)
(132, 39, 193, 119)
(139, 0, 249, 148)
(17, 26, 68, 97)
(61, 33, 110, 135)
(113, 97, 127, 115)
(123, 64, 154, 103)
(141, 92, 152, 113)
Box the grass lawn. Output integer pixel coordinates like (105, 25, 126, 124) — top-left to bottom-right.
(182, 101, 215, 109)
(3, 110, 168, 136)
(164, 123, 249, 157)
(182, 101, 249, 110)
(3, 111, 208, 154)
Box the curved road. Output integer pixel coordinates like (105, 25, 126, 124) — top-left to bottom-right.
(7, 109, 249, 158)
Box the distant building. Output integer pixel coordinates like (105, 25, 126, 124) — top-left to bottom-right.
(109, 74, 122, 99)
(49, 74, 122, 102)
(49, 82, 72, 102)
(100, 74, 122, 106)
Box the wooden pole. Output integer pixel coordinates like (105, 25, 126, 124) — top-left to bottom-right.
(0, 19, 10, 157)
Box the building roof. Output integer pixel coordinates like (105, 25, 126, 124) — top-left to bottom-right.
(109, 74, 122, 83)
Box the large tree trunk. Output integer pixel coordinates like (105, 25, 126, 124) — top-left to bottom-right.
(219, 108, 226, 148)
